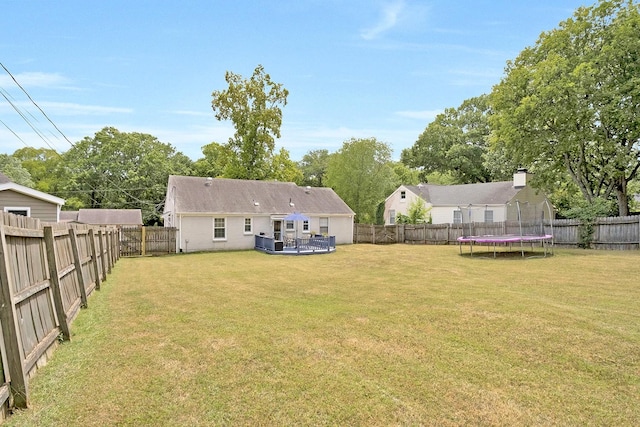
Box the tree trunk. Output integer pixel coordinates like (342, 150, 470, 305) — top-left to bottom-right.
(615, 178, 629, 216)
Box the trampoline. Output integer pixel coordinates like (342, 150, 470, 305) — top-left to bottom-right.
(456, 199, 555, 258)
(457, 234, 553, 258)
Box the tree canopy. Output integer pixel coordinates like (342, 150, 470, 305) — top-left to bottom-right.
(490, 0, 640, 216)
(298, 149, 330, 187)
(59, 127, 193, 223)
(0, 153, 34, 187)
(402, 94, 511, 184)
(11, 147, 61, 193)
(211, 65, 290, 180)
(325, 137, 396, 223)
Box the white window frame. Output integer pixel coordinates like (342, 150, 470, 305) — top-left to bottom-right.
(213, 217, 226, 240)
(453, 210, 462, 224)
(244, 217, 253, 234)
(400, 191, 406, 201)
(484, 210, 494, 223)
(319, 217, 329, 235)
(4, 207, 31, 217)
(389, 209, 396, 225)
(285, 220, 295, 231)
(302, 220, 309, 233)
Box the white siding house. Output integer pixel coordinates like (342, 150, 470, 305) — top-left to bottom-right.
(385, 170, 551, 225)
(163, 176, 355, 253)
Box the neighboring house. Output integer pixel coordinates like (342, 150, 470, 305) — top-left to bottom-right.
(163, 175, 355, 253)
(385, 169, 552, 225)
(0, 172, 65, 222)
(60, 209, 143, 227)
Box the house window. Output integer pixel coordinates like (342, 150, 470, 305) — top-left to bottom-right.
(285, 220, 295, 231)
(213, 218, 226, 240)
(319, 217, 329, 235)
(303, 220, 309, 232)
(389, 209, 396, 225)
(453, 210, 462, 224)
(244, 218, 252, 234)
(484, 210, 494, 223)
(4, 207, 30, 217)
(400, 191, 406, 200)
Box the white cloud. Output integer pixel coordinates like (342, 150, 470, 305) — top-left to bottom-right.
(36, 102, 133, 116)
(360, 0, 406, 40)
(0, 72, 74, 89)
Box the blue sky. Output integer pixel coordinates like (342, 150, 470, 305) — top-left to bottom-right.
(1, 0, 590, 162)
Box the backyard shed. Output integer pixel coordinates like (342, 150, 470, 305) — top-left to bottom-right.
(0, 172, 65, 222)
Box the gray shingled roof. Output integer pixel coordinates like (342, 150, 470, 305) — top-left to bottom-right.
(76, 209, 143, 225)
(0, 173, 11, 184)
(60, 211, 80, 222)
(168, 176, 354, 216)
(406, 181, 520, 206)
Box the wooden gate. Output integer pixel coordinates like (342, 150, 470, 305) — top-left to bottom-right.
(119, 226, 177, 256)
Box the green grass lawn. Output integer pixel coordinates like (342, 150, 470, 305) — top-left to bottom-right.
(5, 245, 640, 426)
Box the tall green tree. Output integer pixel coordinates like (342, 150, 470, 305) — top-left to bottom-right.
(298, 149, 330, 187)
(402, 94, 504, 184)
(270, 148, 303, 184)
(490, 0, 640, 216)
(0, 154, 34, 187)
(60, 127, 193, 224)
(193, 142, 231, 178)
(325, 137, 396, 223)
(211, 64, 289, 180)
(11, 147, 61, 193)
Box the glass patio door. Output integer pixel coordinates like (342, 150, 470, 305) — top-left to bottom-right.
(273, 220, 282, 241)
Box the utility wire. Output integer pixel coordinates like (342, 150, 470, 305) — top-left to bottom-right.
(1, 62, 73, 149)
(1, 62, 167, 214)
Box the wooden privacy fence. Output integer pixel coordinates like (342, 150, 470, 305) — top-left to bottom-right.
(120, 226, 177, 257)
(0, 212, 119, 415)
(354, 215, 640, 250)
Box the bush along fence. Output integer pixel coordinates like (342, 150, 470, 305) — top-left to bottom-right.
(354, 215, 640, 250)
(0, 212, 119, 417)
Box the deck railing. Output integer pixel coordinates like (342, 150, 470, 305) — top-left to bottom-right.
(255, 234, 336, 254)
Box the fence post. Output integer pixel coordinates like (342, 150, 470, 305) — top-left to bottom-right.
(0, 225, 29, 408)
(141, 226, 146, 256)
(98, 229, 107, 282)
(88, 228, 101, 291)
(43, 227, 71, 342)
(68, 228, 88, 309)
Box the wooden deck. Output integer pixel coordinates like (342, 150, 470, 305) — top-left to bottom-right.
(254, 235, 336, 255)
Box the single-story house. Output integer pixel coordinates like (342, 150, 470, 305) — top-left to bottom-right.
(385, 169, 552, 225)
(0, 172, 65, 222)
(163, 175, 355, 253)
(60, 209, 143, 227)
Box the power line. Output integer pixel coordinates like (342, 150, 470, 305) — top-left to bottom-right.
(0, 63, 168, 215)
(1, 62, 73, 150)
(0, 87, 61, 153)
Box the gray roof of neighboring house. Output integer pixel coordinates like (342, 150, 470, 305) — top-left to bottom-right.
(67, 209, 143, 225)
(0, 173, 11, 184)
(60, 211, 80, 222)
(167, 175, 354, 216)
(406, 181, 521, 206)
